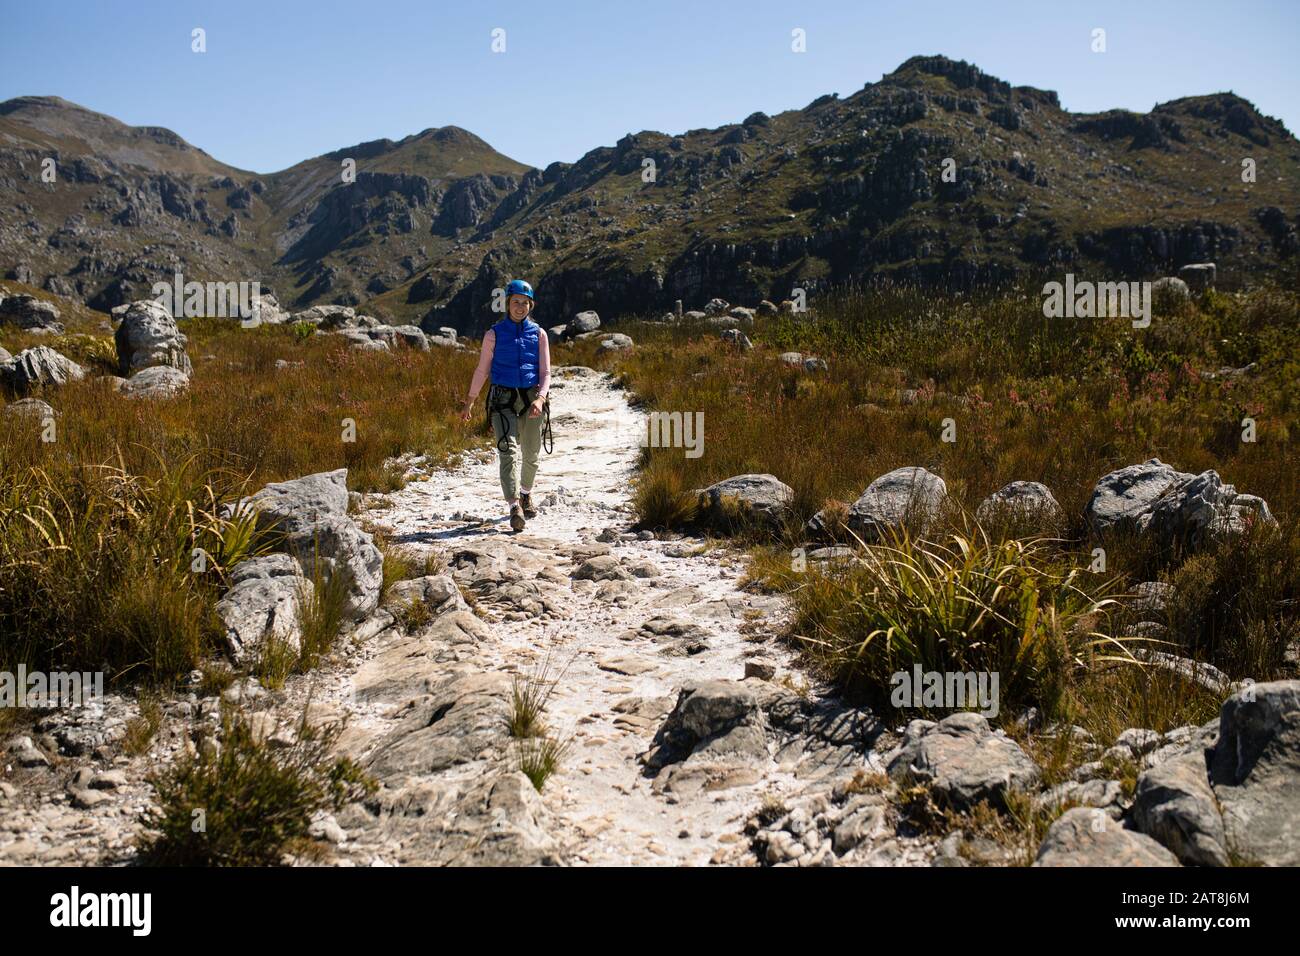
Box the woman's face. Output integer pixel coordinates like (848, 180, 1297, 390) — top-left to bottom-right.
(507, 294, 532, 321)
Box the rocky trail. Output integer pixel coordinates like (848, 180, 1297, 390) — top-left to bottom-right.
(325, 365, 884, 866)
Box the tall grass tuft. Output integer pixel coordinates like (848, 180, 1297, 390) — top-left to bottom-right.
(137, 702, 374, 866)
(777, 525, 1131, 721)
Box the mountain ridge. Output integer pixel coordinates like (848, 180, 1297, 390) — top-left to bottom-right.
(1, 55, 1297, 331)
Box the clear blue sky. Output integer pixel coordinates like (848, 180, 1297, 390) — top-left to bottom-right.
(2, 0, 1296, 174)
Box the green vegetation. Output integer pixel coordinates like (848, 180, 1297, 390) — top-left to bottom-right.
(506, 653, 574, 792)
(137, 703, 375, 866)
(614, 283, 1299, 738)
(756, 527, 1125, 721)
(0, 300, 482, 692)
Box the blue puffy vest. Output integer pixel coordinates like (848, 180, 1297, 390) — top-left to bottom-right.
(490, 316, 541, 389)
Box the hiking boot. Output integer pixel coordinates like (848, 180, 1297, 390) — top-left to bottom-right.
(520, 492, 537, 519)
(509, 502, 526, 532)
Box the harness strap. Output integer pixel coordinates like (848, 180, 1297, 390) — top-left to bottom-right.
(542, 396, 553, 455)
(485, 384, 554, 455)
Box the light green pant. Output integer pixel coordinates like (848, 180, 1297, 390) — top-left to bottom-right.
(490, 386, 544, 502)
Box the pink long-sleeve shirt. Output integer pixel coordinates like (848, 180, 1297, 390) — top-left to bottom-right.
(466, 323, 551, 404)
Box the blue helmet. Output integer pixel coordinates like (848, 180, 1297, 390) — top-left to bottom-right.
(506, 279, 534, 300)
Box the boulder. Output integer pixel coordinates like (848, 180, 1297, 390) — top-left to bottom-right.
(383, 574, 466, 617)
(566, 311, 600, 337)
(803, 357, 828, 373)
(642, 680, 770, 794)
(292, 305, 357, 329)
(705, 314, 748, 330)
(683, 310, 707, 321)
(363, 326, 398, 349)
(236, 469, 383, 621)
(1085, 459, 1274, 545)
(695, 474, 793, 530)
(1208, 680, 1300, 866)
(1086, 459, 1185, 532)
(121, 365, 190, 399)
(597, 333, 634, 352)
(215, 554, 312, 662)
(779, 351, 803, 366)
(248, 293, 288, 325)
(757, 300, 778, 317)
(1034, 807, 1180, 866)
(1178, 263, 1216, 291)
(113, 299, 191, 376)
(571, 554, 631, 582)
(392, 325, 430, 350)
(0, 294, 63, 333)
(339, 329, 388, 351)
(1129, 581, 1176, 618)
(885, 712, 1040, 811)
(810, 466, 947, 542)
(975, 480, 1062, 525)
(720, 329, 753, 351)
(0, 346, 9, 365)
(728, 306, 756, 322)
(2, 346, 85, 394)
(1116, 727, 1162, 756)
(546, 325, 566, 344)
(1033, 778, 1127, 819)
(1131, 649, 1233, 696)
(1152, 276, 1191, 299)
(1198, 363, 1257, 382)
(2, 397, 55, 420)
(703, 298, 730, 315)
(1132, 752, 1229, 866)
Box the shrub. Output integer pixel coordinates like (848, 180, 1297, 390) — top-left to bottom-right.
(137, 703, 374, 866)
(1163, 517, 1300, 677)
(777, 526, 1130, 721)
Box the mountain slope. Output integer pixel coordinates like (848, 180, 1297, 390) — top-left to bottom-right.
(2, 56, 1298, 331)
(0, 98, 531, 309)
(383, 55, 1300, 332)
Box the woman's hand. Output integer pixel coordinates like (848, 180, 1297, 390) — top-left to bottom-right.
(459, 400, 475, 422)
(527, 398, 545, 419)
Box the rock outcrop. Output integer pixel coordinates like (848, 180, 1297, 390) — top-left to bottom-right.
(236, 469, 383, 621)
(808, 466, 947, 541)
(1, 345, 85, 394)
(695, 474, 794, 531)
(113, 299, 192, 376)
(885, 713, 1040, 811)
(1086, 459, 1274, 546)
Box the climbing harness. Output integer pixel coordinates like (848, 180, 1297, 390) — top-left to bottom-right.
(485, 383, 553, 455)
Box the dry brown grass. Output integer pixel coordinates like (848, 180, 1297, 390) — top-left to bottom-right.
(1, 306, 485, 688)
(613, 283, 1299, 730)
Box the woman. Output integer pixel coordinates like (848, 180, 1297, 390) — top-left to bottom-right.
(459, 278, 551, 532)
